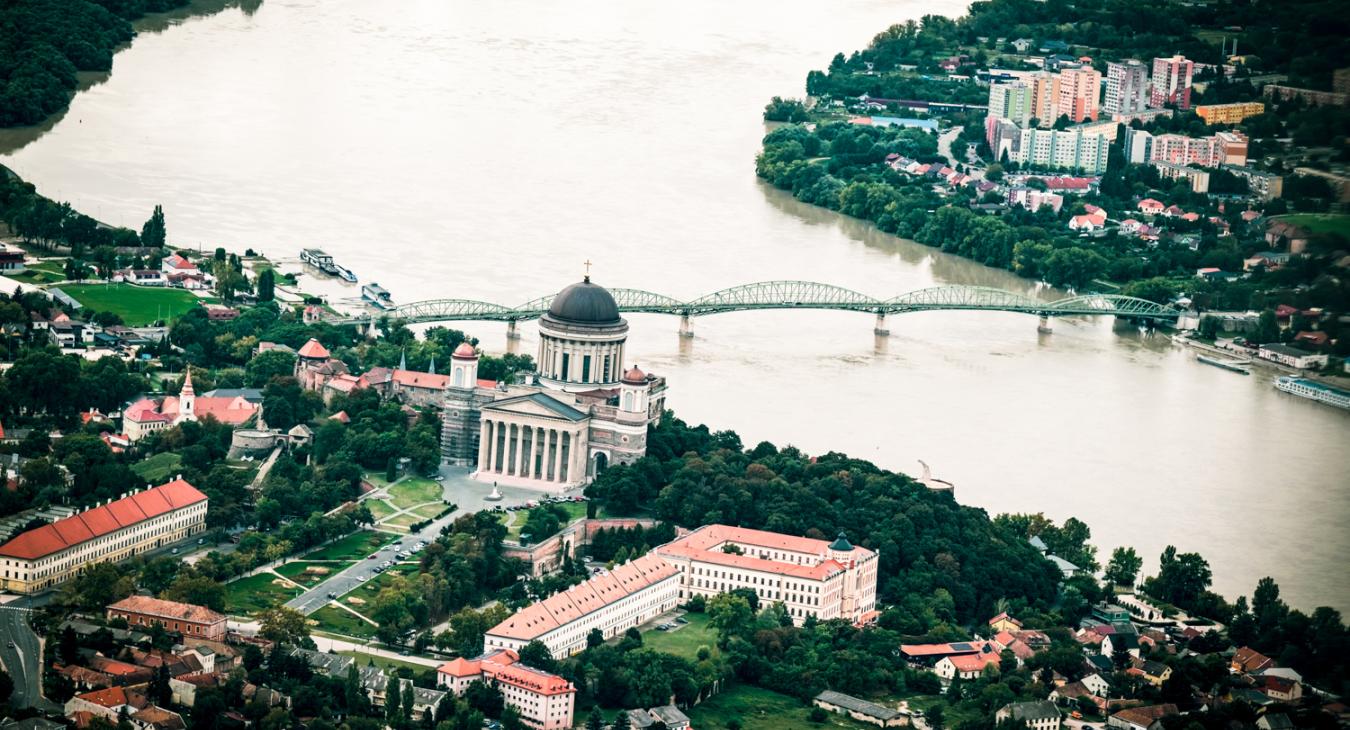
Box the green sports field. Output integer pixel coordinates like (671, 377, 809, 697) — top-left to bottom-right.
(57, 283, 200, 325)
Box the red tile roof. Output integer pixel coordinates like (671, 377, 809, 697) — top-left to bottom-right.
(297, 338, 331, 359)
(487, 554, 676, 642)
(947, 652, 1001, 673)
(391, 369, 450, 390)
(73, 686, 143, 709)
(108, 596, 225, 625)
(0, 479, 206, 560)
(655, 523, 871, 580)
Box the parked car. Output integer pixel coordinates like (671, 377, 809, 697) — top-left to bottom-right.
(368, 554, 378, 559)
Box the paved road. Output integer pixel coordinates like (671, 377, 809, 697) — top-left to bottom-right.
(937, 125, 963, 168)
(283, 466, 584, 616)
(0, 605, 46, 709)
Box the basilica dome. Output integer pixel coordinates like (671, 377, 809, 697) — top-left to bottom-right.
(546, 278, 621, 326)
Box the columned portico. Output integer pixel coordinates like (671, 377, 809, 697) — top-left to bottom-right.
(472, 392, 590, 492)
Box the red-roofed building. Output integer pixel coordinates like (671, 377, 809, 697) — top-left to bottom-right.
(0, 479, 207, 593)
(437, 649, 575, 730)
(1231, 646, 1274, 674)
(655, 524, 878, 626)
(123, 370, 259, 441)
(485, 553, 679, 660)
(107, 596, 227, 640)
(1137, 198, 1165, 215)
(161, 254, 196, 273)
(937, 651, 1002, 679)
(64, 686, 150, 721)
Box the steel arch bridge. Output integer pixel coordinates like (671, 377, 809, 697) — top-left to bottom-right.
(342, 281, 1179, 328)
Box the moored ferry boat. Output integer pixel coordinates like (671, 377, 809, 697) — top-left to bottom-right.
(300, 248, 338, 275)
(1197, 354, 1250, 374)
(334, 264, 357, 283)
(362, 282, 394, 309)
(1274, 376, 1350, 410)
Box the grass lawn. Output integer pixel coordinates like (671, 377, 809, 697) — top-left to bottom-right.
(414, 503, 446, 519)
(363, 472, 394, 489)
(224, 573, 303, 616)
(302, 530, 397, 562)
(131, 452, 182, 483)
(275, 560, 353, 587)
(366, 500, 397, 521)
(385, 513, 423, 529)
(386, 478, 443, 510)
(1274, 213, 1350, 238)
(9, 261, 65, 285)
(56, 283, 199, 325)
(311, 605, 379, 639)
(686, 684, 871, 730)
(500, 500, 593, 540)
(337, 650, 430, 674)
(640, 613, 717, 661)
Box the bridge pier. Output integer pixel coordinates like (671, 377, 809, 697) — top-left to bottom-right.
(679, 314, 694, 338)
(1037, 315, 1052, 334)
(873, 313, 889, 337)
(506, 320, 520, 340)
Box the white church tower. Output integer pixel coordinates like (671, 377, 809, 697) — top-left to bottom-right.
(619, 365, 649, 414)
(450, 342, 478, 390)
(179, 369, 197, 422)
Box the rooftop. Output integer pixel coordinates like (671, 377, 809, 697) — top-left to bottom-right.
(108, 595, 225, 625)
(487, 553, 676, 641)
(0, 479, 206, 560)
(655, 524, 873, 581)
(815, 690, 902, 721)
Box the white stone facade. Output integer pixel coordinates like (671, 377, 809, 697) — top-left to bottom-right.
(655, 525, 879, 626)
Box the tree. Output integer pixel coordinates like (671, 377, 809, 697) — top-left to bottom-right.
(809, 707, 829, 723)
(258, 606, 311, 645)
(386, 677, 402, 723)
(141, 205, 167, 248)
(587, 628, 604, 649)
(985, 163, 1005, 182)
(517, 640, 558, 674)
(0, 668, 12, 705)
(1105, 547, 1143, 587)
(246, 349, 295, 387)
(1255, 309, 1280, 343)
(763, 97, 810, 123)
(162, 572, 226, 611)
(586, 706, 605, 730)
(150, 664, 171, 705)
(256, 267, 275, 302)
(612, 711, 631, 730)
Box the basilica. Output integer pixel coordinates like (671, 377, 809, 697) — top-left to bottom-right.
(441, 277, 667, 492)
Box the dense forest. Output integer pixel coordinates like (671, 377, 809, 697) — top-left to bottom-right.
(0, 0, 194, 127)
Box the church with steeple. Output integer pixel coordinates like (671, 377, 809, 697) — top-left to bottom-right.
(122, 369, 261, 441)
(441, 276, 667, 492)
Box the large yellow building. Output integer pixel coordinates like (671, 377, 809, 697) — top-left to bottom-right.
(1195, 101, 1265, 125)
(0, 479, 207, 594)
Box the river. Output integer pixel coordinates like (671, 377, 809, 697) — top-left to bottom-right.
(2, 0, 1347, 614)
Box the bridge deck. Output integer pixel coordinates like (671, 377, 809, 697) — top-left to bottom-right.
(335, 282, 1179, 325)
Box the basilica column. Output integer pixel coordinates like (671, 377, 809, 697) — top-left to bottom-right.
(525, 426, 538, 479)
(571, 428, 585, 483)
(486, 420, 497, 473)
(553, 431, 564, 483)
(478, 420, 491, 473)
(513, 423, 525, 476)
